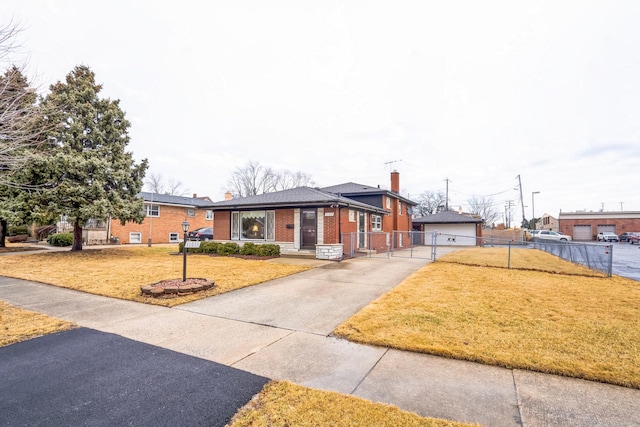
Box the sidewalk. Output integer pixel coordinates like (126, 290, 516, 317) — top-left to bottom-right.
(1, 256, 639, 426)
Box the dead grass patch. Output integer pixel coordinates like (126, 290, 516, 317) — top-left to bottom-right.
(440, 247, 605, 276)
(335, 248, 640, 388)
(0, 301, 75, 347)
(0, 246, 311, 307)
(229, 381, 476, 427)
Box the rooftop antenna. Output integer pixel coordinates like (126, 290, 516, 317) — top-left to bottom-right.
(384, 159, 402, 173)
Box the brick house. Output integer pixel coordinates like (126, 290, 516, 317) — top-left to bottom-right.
(109, 192, 214, 244)
(558, 211, 640, 241)
(206, 171, 417, 259)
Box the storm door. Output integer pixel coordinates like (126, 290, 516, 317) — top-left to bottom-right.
(301, 209, 317, 249)
(358, 212, 366, 248)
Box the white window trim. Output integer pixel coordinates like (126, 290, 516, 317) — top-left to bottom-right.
(145, 204, 159, 217)
(186, 208, 195, 217)
(231, 210, 275, 241)
(205, 210, 214, 221)
(372, 214, 382, 232)
(129, 232, 142, 244)
(169, 232, 180, 243)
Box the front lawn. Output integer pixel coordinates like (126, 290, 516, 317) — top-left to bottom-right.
(334, 248, 640, 388)
(0, 246, 311, 307)
(0, 301, 75, 347)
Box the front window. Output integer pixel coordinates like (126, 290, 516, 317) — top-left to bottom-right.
(169, 232, 179, 243)
(145, 204, 159, 217)
(205, 210, 214, 220)
(186, 208, 195, 217)
(372, 215, 382, 231)
(231, 210, 275, 240)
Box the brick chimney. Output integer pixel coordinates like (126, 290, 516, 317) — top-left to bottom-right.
(391, 170, 400, 193)
(224, 191, 233, 200)
(193, 193, 197, 198)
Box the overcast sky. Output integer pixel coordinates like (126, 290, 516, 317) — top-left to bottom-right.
(3, 1, 640, 225)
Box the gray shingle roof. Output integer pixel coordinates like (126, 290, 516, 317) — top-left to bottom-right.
(321, 182, 417, 206)
(412, 211, 483, 224)
(139, 192, 213, 208)
(206, 186, 389, 213)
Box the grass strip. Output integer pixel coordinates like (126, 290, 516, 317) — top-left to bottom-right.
(335, 248, 640, 388)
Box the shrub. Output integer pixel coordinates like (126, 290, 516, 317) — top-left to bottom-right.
(240, 242, 257, 256)
(8, 225, 29, 236)
(200, 241, 221, 254)
(257, 244, 280, 257)
(218, 242, 240, 255)
(47, 233, 73, 247)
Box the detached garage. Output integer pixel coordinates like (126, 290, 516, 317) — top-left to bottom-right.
(412, 211, 483, 246)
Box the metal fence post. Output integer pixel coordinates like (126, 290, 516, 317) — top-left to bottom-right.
(431, 230, 438, 260)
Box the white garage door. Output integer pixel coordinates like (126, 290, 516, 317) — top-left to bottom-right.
(597, 225, 617, 234)
(573, 225, 592, 241)
(421, 224, 477, 246)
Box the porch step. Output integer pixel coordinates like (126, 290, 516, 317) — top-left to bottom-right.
(281, 250, 317, 259)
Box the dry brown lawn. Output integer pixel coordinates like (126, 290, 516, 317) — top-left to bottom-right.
(335, 248, 640, 388)
(0, 246, 311, 307)
(229, 381, 477, 427)
(0, 301, 75, 347)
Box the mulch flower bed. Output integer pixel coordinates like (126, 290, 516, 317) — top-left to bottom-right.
(140, 278, 215, 298)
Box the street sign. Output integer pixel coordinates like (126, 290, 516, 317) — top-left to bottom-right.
(184, 240, 201, 249)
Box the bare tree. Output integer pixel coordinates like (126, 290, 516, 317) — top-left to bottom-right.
(274, 170, 314, 191)
(467, 195, 500, 227)
(226, 161, 314, 197)
(415, 190, 446, 216)
(0, 23, 50, 247)
(144, 171, 188, 196)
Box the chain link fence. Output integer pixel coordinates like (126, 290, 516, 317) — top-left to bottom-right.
(340, 231, 613, 277)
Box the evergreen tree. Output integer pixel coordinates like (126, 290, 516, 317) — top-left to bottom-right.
(40, 65, 148, 251)
(0, 65, 41, 247)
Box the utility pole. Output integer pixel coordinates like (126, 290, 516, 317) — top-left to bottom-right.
(444, 177, 451, 211)
(620, 202, 624, 211)
(517, 175, 525, 227)
(505, 200, 513, 228)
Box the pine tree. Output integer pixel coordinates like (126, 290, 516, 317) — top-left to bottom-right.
(0, 66, 41, 247)
(40, 65, 148, 251)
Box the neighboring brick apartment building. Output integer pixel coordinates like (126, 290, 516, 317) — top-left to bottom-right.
(558, 211, 640, 241)
(109, 192, 214, 244)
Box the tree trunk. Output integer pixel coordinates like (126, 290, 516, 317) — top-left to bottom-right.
(72, 221, 83, 251)
(0, 218, 6, 248)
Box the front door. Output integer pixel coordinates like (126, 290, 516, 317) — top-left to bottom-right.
(301, 209, 317, 249)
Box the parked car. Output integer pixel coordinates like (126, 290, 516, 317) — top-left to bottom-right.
(619, 232, 640, 242)
(597, 231, 619, 242)
(629, 233, 640, 245)
(535, 230, 572, 242)
(187, 227, 213, 241)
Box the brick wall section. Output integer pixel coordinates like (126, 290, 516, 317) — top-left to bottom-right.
(275, 209, 295, 242)
(559, 218, 640, 240)
(110, 205, 213, 244)
(213, 211, 231, 240)
(322, 207, 338, 244)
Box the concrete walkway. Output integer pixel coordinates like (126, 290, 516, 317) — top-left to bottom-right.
(1, 256, 639, 427)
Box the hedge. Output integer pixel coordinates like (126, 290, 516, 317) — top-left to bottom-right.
(47, 233, 74, 247)
(178, 241, 280, 257)
(8, 225, 29, 236)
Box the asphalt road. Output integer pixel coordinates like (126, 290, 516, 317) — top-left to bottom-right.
(0, 328, 269, 427)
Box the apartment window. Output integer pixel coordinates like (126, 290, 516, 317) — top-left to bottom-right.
(145, 204, 159, 217)
(386, 197, 391, 209)
(186, 208, 195, 217)
(129, 232, 142, 244)
(398, 200, 403, 215)
(169, 232, 179, 243)
(349, 210, 355, 222)
(372, 215, 382, 231)
(205, 210, 214, 220)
